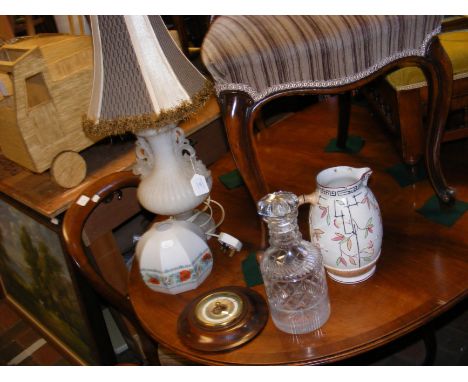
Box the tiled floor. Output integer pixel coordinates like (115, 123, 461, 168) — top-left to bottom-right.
(0, 299, 71, 366)
(0, 299, 72, 365)
(1, 295, 466, 366)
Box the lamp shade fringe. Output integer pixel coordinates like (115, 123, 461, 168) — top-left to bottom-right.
(83, 79, 214, 137)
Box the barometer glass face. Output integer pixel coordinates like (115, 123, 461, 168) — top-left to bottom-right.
(194, 291, 244, 327)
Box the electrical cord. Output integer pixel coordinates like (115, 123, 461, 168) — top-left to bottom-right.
(202, 197, 241, 254)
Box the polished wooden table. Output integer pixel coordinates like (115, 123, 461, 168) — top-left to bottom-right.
(129, 98, 468, 365)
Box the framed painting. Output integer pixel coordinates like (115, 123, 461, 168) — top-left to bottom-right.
(0, 196, 104, 365)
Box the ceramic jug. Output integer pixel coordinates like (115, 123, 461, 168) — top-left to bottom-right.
(300, 166, 383, 284)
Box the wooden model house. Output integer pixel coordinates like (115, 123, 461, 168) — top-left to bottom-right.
(0, 34, 95, 187)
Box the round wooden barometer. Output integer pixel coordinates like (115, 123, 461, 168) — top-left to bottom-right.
(177, 286, 268, 352)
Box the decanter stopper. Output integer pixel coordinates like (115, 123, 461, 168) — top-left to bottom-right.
(257, 191, 299, 219)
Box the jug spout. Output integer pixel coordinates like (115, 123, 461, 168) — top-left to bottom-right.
(357, 167, 372, 186)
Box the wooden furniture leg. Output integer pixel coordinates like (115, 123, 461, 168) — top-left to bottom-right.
(337, 92, 351, 149)
(220, 92, 270, 248)
(254, 109, 268, 132)
(24, 16, 36, 36)
(220, 92, 269, 203)
(422, 37, 455, 204)
(397, 88, 425, 166)
(422, 324, 437, 365)
(171, 16, 190, 58)
(0, 15, 14, 40)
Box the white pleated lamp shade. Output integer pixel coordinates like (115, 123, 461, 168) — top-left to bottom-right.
(83, 15, 213, 137)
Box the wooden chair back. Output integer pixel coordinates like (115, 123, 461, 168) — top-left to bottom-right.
(62, 170, 159, 365)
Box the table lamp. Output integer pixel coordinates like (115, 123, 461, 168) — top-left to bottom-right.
(83, 15, 216, 294)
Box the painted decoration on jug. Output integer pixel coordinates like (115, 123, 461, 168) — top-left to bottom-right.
(313, 191, 380, 268)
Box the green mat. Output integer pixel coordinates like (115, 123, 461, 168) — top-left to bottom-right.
(241, 251, 263, 287)
(219, 169, 244, 189)
(386, 161, 427, 187)
(324, 135, 365, 153)
(416, 195, 468, 227)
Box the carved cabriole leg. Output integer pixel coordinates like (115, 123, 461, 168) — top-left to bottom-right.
(421, 37, 455, 204)
(219, 91, 269, 248)
(219, 91, 269, 202)
(337, 92, 351, 149)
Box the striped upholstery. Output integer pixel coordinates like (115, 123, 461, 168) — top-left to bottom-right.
(201, 16, 444, 101)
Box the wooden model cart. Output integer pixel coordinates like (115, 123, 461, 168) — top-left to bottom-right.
(0, 34, 96, 188)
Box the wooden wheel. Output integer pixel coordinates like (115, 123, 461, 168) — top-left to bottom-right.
(51, 151, 87, 188)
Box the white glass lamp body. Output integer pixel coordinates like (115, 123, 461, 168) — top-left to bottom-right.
(134, 126, 212, 216)
(136, 219, 213, 294)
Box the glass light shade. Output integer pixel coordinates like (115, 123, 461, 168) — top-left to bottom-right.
(136, 219, 213, 294)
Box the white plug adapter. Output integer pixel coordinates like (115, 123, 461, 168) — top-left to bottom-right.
(218, 232, 242, 256)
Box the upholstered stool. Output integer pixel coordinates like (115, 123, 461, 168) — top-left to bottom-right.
(201, 16, 455, 204)
(364, 27, 468, 165)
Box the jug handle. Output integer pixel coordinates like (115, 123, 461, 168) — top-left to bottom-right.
(298, 191, 319, 207)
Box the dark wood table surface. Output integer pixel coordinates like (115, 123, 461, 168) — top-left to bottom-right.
(129, 98, 468, 365)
